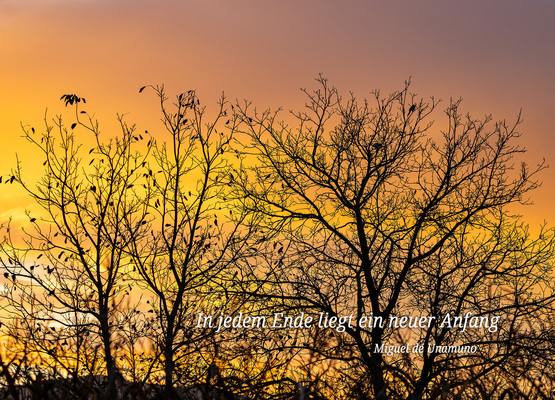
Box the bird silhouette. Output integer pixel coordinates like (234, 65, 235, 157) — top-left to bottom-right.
(408, 104, 416, 115)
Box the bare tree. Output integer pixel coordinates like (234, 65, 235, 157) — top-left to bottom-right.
(126, 86, 258, 396)
(230, 77, 555, 399)
(0, 96, 151, 400)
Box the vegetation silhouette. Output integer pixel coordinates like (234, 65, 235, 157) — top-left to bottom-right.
(229, 76, 555, 400)
(0, 78, 554, 399)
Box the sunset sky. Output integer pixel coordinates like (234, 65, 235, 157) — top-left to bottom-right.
(1, 0, 554, 226)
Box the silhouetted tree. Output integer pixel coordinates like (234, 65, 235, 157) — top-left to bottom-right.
(231, 76, 555, 399)
(127, 86, 257, 396)
(0, 97, 151, 400)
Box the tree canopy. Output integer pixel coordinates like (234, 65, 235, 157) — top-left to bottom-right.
(1, 78, 554, 400)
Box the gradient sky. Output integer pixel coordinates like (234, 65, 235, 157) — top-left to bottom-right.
(1, 0, 554, 226)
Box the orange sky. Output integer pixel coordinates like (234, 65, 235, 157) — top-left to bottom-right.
(1, 0, 554, 226)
